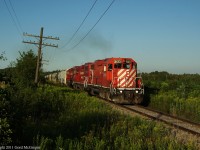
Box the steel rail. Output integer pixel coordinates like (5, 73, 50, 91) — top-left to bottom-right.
(122, 105, 200, 136)
(100, 97, 200, 137)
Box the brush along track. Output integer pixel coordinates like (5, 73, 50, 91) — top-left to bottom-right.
(100, 98, 200, 137)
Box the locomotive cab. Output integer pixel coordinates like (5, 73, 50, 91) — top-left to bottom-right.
(105, 58, 144, 104)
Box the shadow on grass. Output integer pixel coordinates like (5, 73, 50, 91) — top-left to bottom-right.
(142, 86, 159, 107)
(22, 110, 116, 145)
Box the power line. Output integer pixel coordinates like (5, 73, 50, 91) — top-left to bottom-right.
(8, 0, 24, 33)
(4, 0, 29, 50)
(60, 0, 98, 49)
(4, 0, 22, 38)
(65, 0, 116, 52)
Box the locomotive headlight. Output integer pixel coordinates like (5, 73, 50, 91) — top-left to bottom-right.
(120, 90, 123, 93)
(136, 90, 138, 93)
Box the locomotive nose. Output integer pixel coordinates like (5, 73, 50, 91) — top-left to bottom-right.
(117, 69, 136, 88)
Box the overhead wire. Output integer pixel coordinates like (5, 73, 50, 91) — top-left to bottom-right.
(60, 0, 99, 49)
(3, 0, 23, 38)
(50, 0, 100, 67)
(8, 0, 24, 33)
(64, 0, 116, 53)
(4, 0, 30, 50)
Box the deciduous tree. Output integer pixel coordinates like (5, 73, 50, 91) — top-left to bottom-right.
(13, 50, 37, 87)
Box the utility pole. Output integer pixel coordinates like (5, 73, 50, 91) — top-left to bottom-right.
(23, 27, 59, 84)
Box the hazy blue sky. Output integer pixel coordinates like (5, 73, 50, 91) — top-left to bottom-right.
(0, 0, 200, 73)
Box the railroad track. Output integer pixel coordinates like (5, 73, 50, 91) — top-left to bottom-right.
(122, 105, 200, 136)
(101, 98, 200, 137)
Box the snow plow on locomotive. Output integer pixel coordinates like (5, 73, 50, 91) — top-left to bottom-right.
(66, 57, 144, 104)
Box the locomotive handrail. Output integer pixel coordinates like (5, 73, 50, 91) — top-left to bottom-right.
(110, 82, 114, 94)
(84, 77, 88, 88)
(90, 70, 94, 84)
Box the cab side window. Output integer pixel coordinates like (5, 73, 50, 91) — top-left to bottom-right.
(85, 66, 88, 71)
(108, 64, 112, 71)
(132, 62, 136, 69)
(91, 65, 94, 70)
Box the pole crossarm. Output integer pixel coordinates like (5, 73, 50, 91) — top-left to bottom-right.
(23, 41, 58, 48)
(42, 43, 58, 48)
(23, 32, 59, 40)
(23, 40, 39, 45)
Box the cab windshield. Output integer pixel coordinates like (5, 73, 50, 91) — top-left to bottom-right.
(123, 63, 130, 69)
(114, 63, 121, 69)
(114, 63, 131, 69)
(113, 59, 133, 69)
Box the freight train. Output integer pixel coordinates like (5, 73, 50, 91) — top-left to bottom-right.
(46, 57, 144, 104)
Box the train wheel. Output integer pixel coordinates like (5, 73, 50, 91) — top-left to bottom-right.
(90, 89, 95, 96)
(99, 91, 106, 99)
(105, 92, 111, 100)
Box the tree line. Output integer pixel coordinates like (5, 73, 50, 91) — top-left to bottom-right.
(142, 71, 200, 122)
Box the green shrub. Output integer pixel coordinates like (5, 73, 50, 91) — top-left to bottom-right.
(0, 118, 12, 145)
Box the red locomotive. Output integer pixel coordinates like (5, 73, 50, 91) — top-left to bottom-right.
(66, 57, 144, 104)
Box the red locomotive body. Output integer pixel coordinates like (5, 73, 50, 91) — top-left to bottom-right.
(66, 67, 74, 86)
(84, 62, 93, 86)
(66, 57, 144, 104)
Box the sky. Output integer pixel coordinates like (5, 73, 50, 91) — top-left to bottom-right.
(0, 0, 200, 74)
